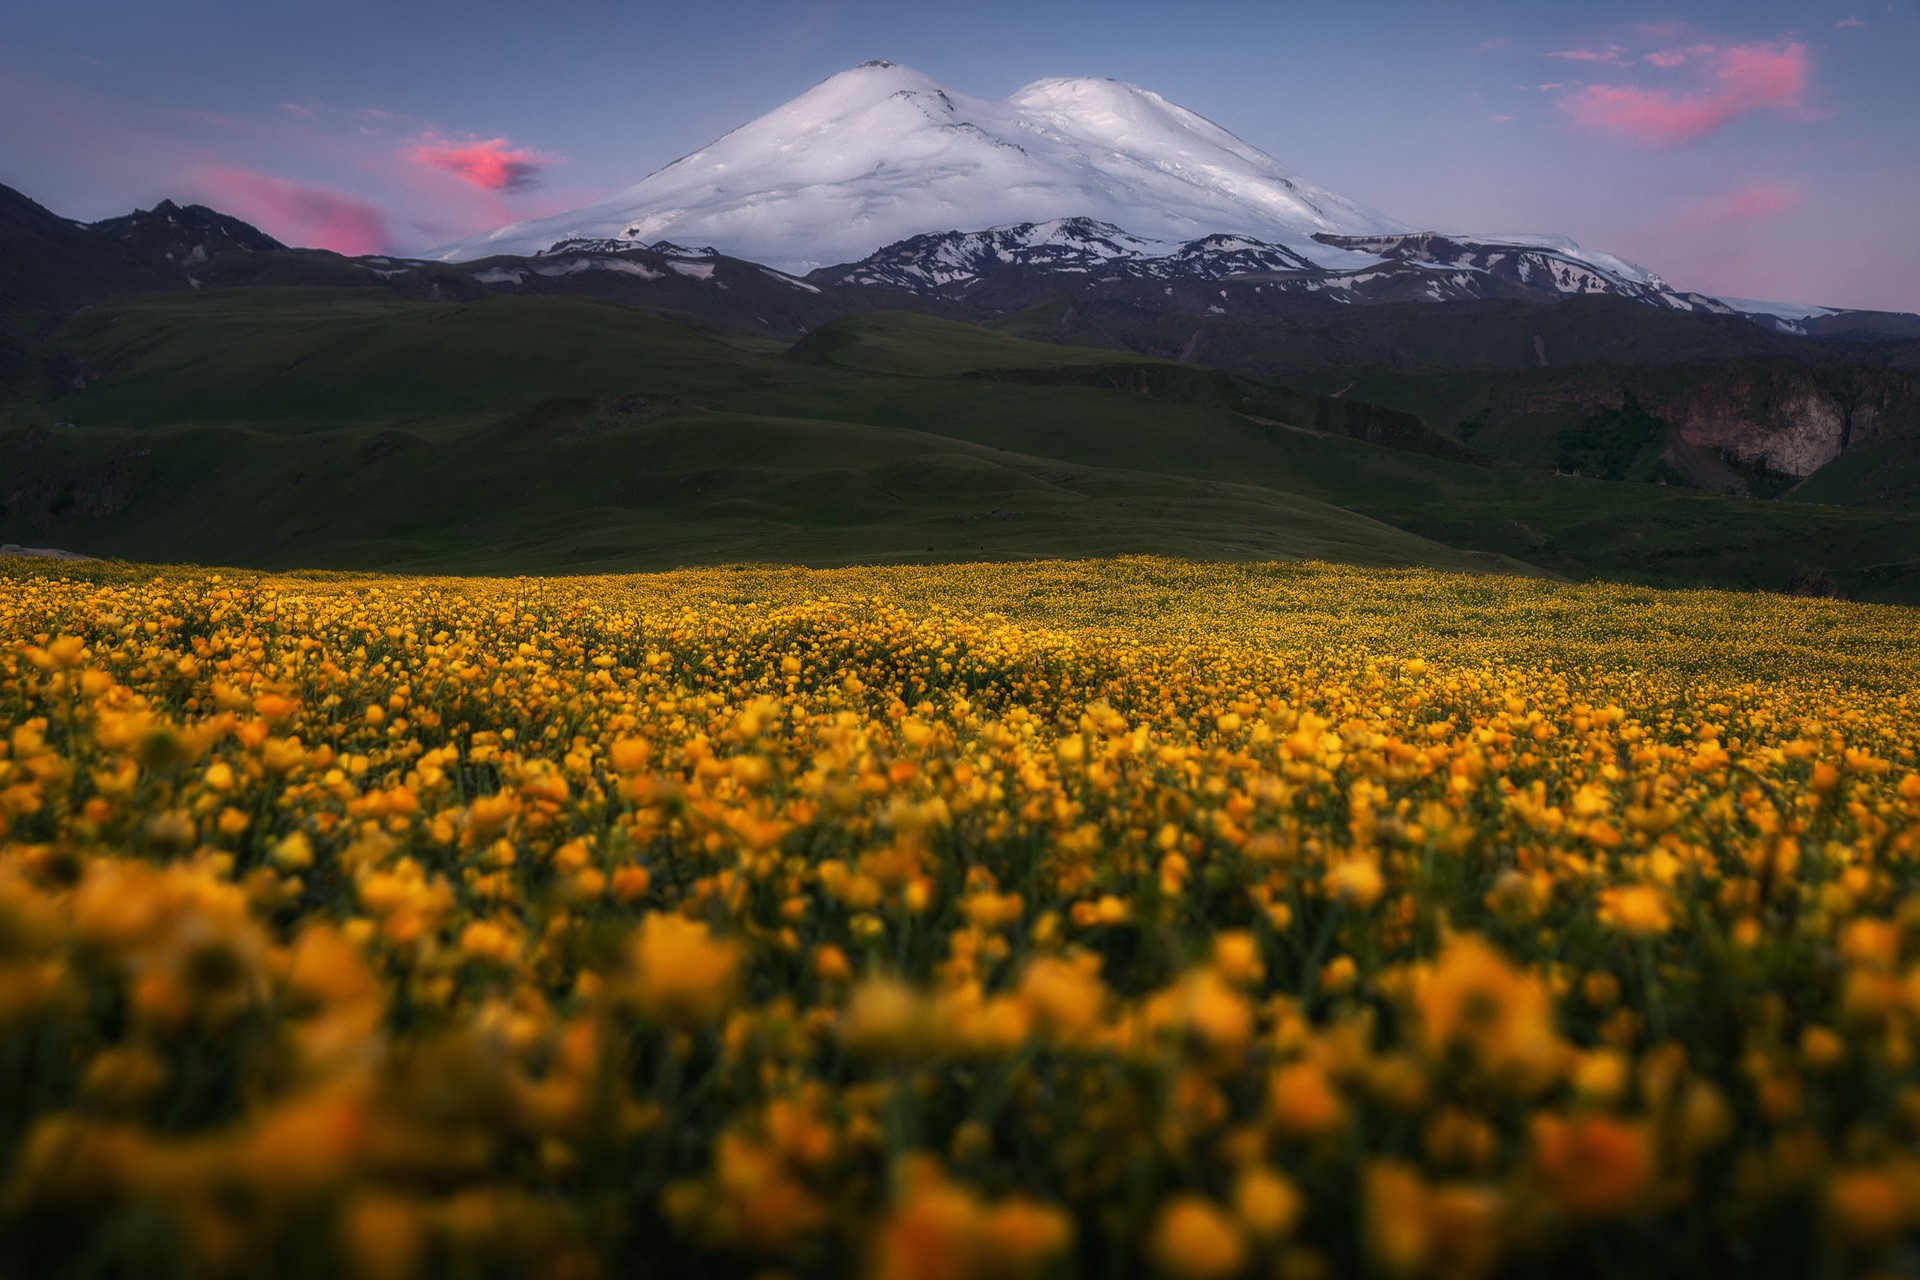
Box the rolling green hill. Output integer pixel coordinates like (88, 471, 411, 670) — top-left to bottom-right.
(786, 310, 1142, 377)
(7, 291, 1920, 600)
(993, 293, 1853, 375)
(1789, 431, 1920, 511)
(4, 399, 1518, 575)
(2, 294, 1529, 576)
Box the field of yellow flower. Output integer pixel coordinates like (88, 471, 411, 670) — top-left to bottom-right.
(2, 555, 1918, 1278)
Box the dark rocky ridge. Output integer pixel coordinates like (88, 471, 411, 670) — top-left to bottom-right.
(90, 198, 285, 268)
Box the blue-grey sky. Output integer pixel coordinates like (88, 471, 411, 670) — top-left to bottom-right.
(3, 0, 1915, 310)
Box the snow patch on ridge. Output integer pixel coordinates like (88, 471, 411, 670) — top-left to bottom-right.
(1711, 296, 1837, 321)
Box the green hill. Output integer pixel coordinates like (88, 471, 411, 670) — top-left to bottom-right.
(787, 310, 1144, 377)
(1790, 431, 1920, 511)
(6, 290, 1919, 600)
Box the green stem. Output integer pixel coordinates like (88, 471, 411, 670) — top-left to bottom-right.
(1298, 902, 1345, 1004)
(1638, 939, 1667, 1042)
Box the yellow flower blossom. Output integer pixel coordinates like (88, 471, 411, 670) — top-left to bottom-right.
(631, 913, 738, 1026)
(1150, 1194, 1246, 1280)
(1597, 885, 1673, 937)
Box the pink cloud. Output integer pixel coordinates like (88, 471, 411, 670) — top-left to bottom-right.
(195, 167, 390, 255)
(1837, 16, 1866, 28)
(1557, 40, 1810, 146)
(1674, 182, 1803, 231)
(1545, 44, 1629, 63)
(409, 134, 555, 191)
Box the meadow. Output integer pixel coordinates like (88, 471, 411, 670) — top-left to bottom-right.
(2, 555, 1918, 1277)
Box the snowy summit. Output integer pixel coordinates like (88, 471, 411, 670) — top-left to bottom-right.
(435, 61, 1408, 272)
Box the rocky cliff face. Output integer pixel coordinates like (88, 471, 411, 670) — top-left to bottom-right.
(1653, 365, 1917, 477)
(1479, 362, 1920, 480)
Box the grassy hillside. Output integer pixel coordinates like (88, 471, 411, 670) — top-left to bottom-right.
(51, 289, 750, 430)
(2, 402, 1514, 575)
(1285, 360, 1920, 499)
(10, 291, 1920, 599)
(1791, 431, 1920, 511)
(4, 296, 1528, 575)
(787, 310, 1145, 377)
(994, 293, 1846, 376)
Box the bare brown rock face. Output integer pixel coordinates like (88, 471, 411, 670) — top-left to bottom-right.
(1653, 366, 1918, 477)
(1476, 362, 1920, 480)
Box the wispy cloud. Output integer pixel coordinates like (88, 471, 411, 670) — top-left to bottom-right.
(1672, 182, 1804, 231)
(1837, 16, 1867, 28)
(1544, 44, 1631, 64)
(1557, 40, 1811, 146)
(195, 167, 390, 254)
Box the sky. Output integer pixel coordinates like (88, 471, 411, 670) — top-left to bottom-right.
(2, 0, 1916, 311)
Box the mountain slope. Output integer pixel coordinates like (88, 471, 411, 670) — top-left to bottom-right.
(12, 291, 1920, 598)
(1309, 361, 1920, 493)
(3, 290, 1522, 575)
(89, 198, 285, 267)
(990, 294, 1842, 375)
(0, 183, 178, 402)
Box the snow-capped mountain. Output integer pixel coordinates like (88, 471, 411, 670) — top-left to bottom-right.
(435, 61, 1406, 271)
(427, 60, 1892, 328)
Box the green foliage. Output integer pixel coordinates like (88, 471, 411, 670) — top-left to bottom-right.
(1552, 394, 1669, 481)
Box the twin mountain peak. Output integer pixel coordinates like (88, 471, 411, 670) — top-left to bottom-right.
(425, 60, 1845, 329)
